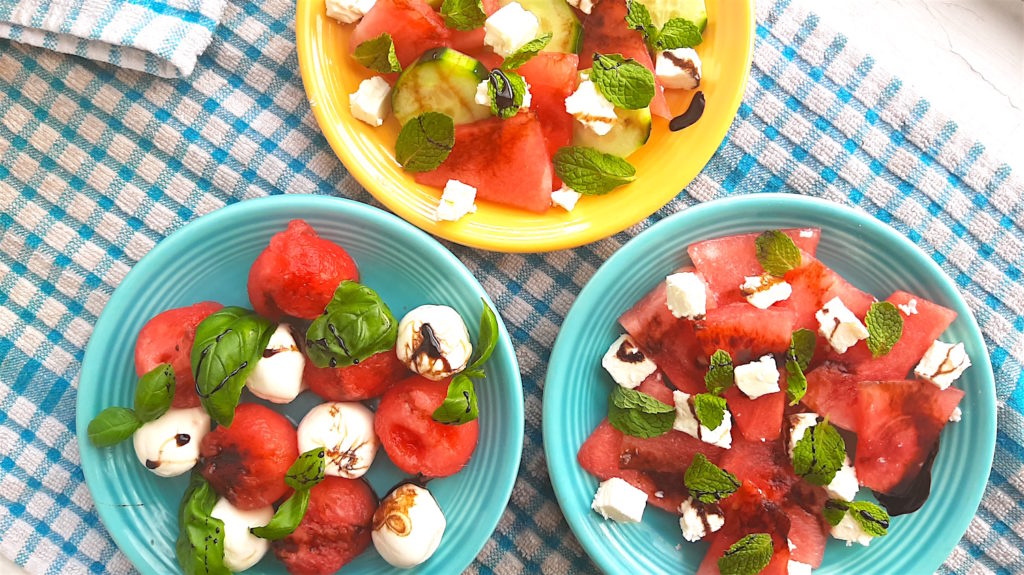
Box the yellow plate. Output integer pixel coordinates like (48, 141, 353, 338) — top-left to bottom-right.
(296, 0, 754, 252)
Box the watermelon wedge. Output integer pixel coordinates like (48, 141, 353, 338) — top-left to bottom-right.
(352, 0, 450, 68)
(725, 383, 786, 442)
(695, 304, 796, 363)
(414, 112, 553, 212)
(517, 52, 580, 187)
(854, 380, 964, 495)
(696, 482, 792, 575)
(635, 371, 675, 404)
(718, 439, 799, 503)
(577, 420, 682, 512)
(783, 254, 875, 333)
(782, 501, 828, 568)
(801, 362, 860, 431)
(620, 431, 724, 474)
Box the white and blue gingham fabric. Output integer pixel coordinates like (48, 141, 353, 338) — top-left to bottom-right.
(1, 0, 1022, 573)
(0, 0, 227, 78)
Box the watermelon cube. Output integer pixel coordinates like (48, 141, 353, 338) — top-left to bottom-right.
(782, 502, 828, 568)
(718, 439, 799, 503)
(695, 304, 796, 363)
(351, 0, 450, 68)
(801, 363, 860, 431)
(696, 482, 793, 575)
(725, 382, 786, 443)
(517, 52, 580, 187)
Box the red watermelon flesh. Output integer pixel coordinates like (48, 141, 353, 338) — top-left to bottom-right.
(695, 304, 796, 363)
(688, 228, 821, 304)
(801, 362, 860, 431)
(635, 372, 675, 404)
(620, 431, 725, 474)
(517, 52, 580, 187)
(783, 254, 876, 334)
(578, 0, 670, 118)
(783, 502, 828, 568)
(725, 381, 786, 442)
(696, 482, 792, 575)
(578, 420, 658, 490)
(646, 471, 689, 512)
(855, 380, 964, 494)
(351, 0, 450, 69)
(832, 291, 957, 380)
(414, 112, 553, 212)
(719, 439, 799, 504)
(618, 267, 717, 394)
(448, 0, 499, 54)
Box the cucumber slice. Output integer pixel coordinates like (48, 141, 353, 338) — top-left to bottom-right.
(571, 69, 652, 157)
(392, 48, 491, 126)
(499, 0, 583, 54)
(646, 0, 708, 31)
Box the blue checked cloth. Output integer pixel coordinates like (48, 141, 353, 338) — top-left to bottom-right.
(1, 0, 1022, 573)
(0, 0, 227, 78)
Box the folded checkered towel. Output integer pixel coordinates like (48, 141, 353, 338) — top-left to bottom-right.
(0, 0, 227, 78)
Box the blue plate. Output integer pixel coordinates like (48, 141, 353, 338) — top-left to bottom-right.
(76, 195, 524, 574)
(543, 194, 995, 574)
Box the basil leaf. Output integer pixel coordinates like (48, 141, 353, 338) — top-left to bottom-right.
(590, 53, 655, 110)
(440, 0, 486, 31)
(467, 299, 499, 373)
(191, 307, 275, 427)
(625, 1, 657, 48)
(285, 448, 326, 491)
(352, 32, 402, 74)
(607, 385, 675, 438)
(553, 146, 636, 195)
(134, 363, 175, 423)
(755, 230, 802, 276)
(865, 301, 903, 358)
(305, 280, 399, 370)
(704, 349, 734, 395)
(717, 533, 773, 575)
(432, 374, 479, 425)
(87, 407, 142, 447)
(791, 419, 846, 486)
(176, 473, 228, 575)
(500, 33, 553, 70)
(251, 489, 311, 540)
(394, 112, 455, 172)
(656, 18, 703, 50)
(488, 69, 528, 120)
(685, 453, 740, 504)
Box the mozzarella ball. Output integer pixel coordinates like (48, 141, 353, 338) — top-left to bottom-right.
(209, 498, 274, 572)
(133, 407, 210, 477)
(246, 324, 306, 404)
(395, 305, 473, 381)
(297, 402, 378, 479)
(372, 483, 446, 568)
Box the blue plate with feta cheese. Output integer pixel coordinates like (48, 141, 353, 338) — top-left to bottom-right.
(77, 195, 524, 575)
(543, 194, 995, 574)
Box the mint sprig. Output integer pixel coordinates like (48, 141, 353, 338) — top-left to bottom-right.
(440, 0, 486, 31)
(791, 418, 846, 486)
(352, 33, 402, 74)
(590, 53, 655, 110)
(432, 300, 498, 425)
(607, 385, 675, 438)
(785, 329, 816, 405)
(394, 112, 455, 172)
(705, 349, 734, 395)
(553, 146, 636, 195)
(823, 499, 890, 537)
(487, 69, 527, 120)
(865, 301, 903, 358)
(693, 393, 727, 431)
(685, 453, 739, 504)
(251, 448, 326, 540)
(501, 33, 552, 70)
(755, 230, 802, 276)
(718, 533, 773, 575)
(625, 2, 703, 50)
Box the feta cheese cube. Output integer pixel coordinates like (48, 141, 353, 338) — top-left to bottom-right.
(564, 79, 618, 136)
(787, 413, 859, 502)
(898, 298, 918, 316)
(786, 413, 819, 455)
(678, 498, 725, 542)
(602, 334, 658, 389)
(484, 3, 540, 58)
(435, 180, 478, 222)
(664, 272, 707, 320)
(740, 275, 793, 309)
(787, 560, 813, 575)
(566, 0, 596, 15)
(349, 76, 391, 127)
(673, 391, 733, 449)
(655, 48, 702, 90)
(591, 477, 647, 523)
(831, 511, 876, 547)
(950, 406, 962, 422)
(326, 0, 376, 23)
(551, 186, 582, 211)
(475, 80, 490, 107)
(914, 340, 971, 389)
(734, 355, 780, 399)
(816, 297, 869, 354)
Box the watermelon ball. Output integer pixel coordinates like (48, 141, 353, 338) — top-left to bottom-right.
(247, 219, 359, 321)
(134, 301, 223, 409)
(304, 350, 411, 401)
(375, 375, 479, 478)
(272, 476, 377, 575)
(199, 403, 299, 510)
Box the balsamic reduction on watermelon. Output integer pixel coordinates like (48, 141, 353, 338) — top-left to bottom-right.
(873, 441, 940, 516)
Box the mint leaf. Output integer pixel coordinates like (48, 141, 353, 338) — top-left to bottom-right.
(501, 33, 552, 70)
(285, 448, 326, 491)
(685, 453, 740, 504)
(487, 69, 527, 120)
(352, 33, 401, 74)
(608, 385, 675, 438)
(657, 18, 703, 50)
(865, 301, 903, 358)
(848, 501, 890, 537)
(590, 53, 656, 110)
(176, 473, 228, 575)
(467, 300, 499, 373)
(134, 363, 175, 423)
(87, 407, 142, 447)
(432, 374, 479, 424)
(394, 112, 455, 172)
(625, 1, 658, 48)
(789, 328, 816, 371)
(705, 349, 734, 395)
(785, 329, 815, 406)
(718, 533, 773, 575)
(786, 359, 807, 407)
(823, 499, 848, 527)
(791, 419, 846, 486)
(441, 0, 486, 31)
(306, 281, 399, 369)
(553, 146, 636, 195)
(755, 230, 802, 276)
(693, 393, 727, 431)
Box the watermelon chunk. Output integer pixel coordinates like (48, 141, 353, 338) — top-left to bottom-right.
(782, 501, 828, 568)
(688, 228, 821, 304)
(619, 267, 717, 393)
(635, 371, 675, 404)
(783, 254, 876, 333)
(448, 0, 499, 54)
(802, 362, 860, 431)
(725, 382, 786, 442)
(695, 304, 796, 363)
(578, 0, 670, 118)
(351, 0, 450, 68)
(517, 52, 580, 187)
(696, 482, 792, 575)
(620, 430, 724, 474)
(718, 439, 799, 503)
(414, 112, 553, 212)
(854, 380, 964, 495)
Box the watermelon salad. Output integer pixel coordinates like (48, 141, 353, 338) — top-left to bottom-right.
(579, 228, 972, 575)
(87, 219, 499, 574)
(328, 0, 710, 219)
